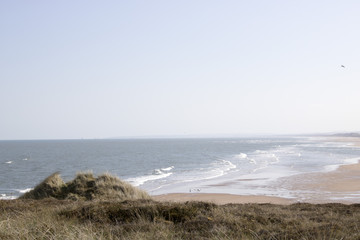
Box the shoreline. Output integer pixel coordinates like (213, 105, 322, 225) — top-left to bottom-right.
(2, 136, 360, 204)
(152, 136, 360, 205)
(277, 159, 360, 204)
(154, 158, 360, 205)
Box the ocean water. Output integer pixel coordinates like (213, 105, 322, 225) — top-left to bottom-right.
(1, 137, 360, 200)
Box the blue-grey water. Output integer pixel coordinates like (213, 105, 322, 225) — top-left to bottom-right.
(1, 137, 360, 200)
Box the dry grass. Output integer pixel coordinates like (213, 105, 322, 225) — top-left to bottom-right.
(1, 199, 360, 239)
(20, 172, 150, 201)
(5, 173, 360, 239)
(19, 172, 65, 200)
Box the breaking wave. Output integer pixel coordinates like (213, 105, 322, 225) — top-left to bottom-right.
(126, 166, 174, 187)
(236, 153, 248, 159)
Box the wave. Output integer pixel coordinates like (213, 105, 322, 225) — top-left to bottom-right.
(323, 164, 339, 172)
(126, 167, 174, 187)
(244, 149, 283, 173)
(201, 159, 237, 180)
(247, 139, 273, 144)
(0, 188, 33, 200)
(153, 166, 174, 175)
(220, 159, 237, 171)
(235, 153, 248, 159)
(166, 159, 237, 184)
(161, 166, 174, 171)
(234, 152, 258, 164)
(343, 157, 360, 165)
(18, 188, 33, 193)
(255, 150, 268, 154)
(126, 172, 172, 187)
(153, 169, 163, 175)
(0, 194, 16, 200)
(323, 157, 360, 172)
(5, 161, 12, 164)
(253, 150, 280, 164)
(270, 153, 280, 164)
(252, 164, 270, 172)
(248, 158, 257, 164)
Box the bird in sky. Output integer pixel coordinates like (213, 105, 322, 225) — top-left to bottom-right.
(341, 65, 345, 68)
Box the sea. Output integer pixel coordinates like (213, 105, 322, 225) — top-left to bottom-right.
(1, 136, 360, 200)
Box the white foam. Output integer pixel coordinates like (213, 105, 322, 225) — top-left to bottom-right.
(248, 158, 257, 164)
(153, 169, 163, 175)
(253, 164, 269, 172)
(222, 160, 237, 170)
(5, 161, 12, 164)
(252, 149, 280, 166)
(270, 153, 280, 164)
(161, 166, 174, 171)
(255, 150, 268, 154)
(175, 159, 237, 183)
(201, 170, 225, 180)
(194, 160, 236, 181)
(0, 194, 16, 200)
(236, 153, 248, 159)
(18, 188, 33, 193)
(323, 158, 360, 173)
(126, 172, 173, 187)
(323, 164, 340, 172)
(343, 158, 359, 165)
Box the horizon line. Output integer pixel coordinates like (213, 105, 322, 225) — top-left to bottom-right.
(1, 131, 358, 141)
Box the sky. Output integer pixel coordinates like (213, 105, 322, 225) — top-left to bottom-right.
(1, 1, 360, 140)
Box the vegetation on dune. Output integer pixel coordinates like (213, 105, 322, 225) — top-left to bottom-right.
(1, 199, 360, 239)
(2, 172, 359, 239)
(20, 172, 150, 201)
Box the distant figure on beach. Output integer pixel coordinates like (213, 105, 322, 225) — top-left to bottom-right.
(189, 188, 201, 193)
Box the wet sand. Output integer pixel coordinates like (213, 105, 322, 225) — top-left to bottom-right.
(279, 160, 360, 204)
(292, 162, 360, 192)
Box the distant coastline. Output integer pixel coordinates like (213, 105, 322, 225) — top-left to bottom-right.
(331, 132, 360, 138)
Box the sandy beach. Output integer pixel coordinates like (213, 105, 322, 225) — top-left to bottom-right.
(279, 159, 360, 204)
(153, 193, 294, 204)
(154, 137, 360, 205)
(154, 161, 360, 204)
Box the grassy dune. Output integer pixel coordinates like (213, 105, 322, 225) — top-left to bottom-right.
(1, 172, 360, 239)
(1, 199, 360, 239)
(20, 172, 150, 201)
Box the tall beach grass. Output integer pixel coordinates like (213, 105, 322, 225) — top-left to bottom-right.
(1, 172, 359, 239)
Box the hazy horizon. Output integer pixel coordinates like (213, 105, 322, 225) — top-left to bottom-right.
(1, 1, 359, 140)
(0, 131, 354, 141)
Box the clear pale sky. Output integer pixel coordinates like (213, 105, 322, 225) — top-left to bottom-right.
(1, 1, 359, 140)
